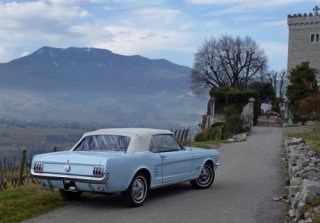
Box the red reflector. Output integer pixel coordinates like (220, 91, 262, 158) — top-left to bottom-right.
(93, 165, 103, 176)
(34, 163, 43, 172)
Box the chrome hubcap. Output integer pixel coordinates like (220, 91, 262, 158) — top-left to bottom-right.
(132, 178, 146, 202)
(197, 166, 212, 185)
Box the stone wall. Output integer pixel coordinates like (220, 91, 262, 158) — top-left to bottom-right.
(285, 137, 320, 223)
(241, 97, 255, 128)
(201, 97, 254, 131)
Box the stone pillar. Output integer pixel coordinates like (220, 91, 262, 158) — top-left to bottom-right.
(207, 97, 215, 115)
(283, 97, 294, 126)
(283, 98, 289, 122)
(200, 97, 216, 131)
(248, 97, 255, 127)
(201, 115, 207, 131)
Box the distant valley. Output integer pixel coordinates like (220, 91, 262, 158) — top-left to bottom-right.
(0, 47, 206, 128)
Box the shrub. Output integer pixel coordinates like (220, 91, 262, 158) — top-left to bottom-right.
(211, 87, 258, 104)
(208, 123, 223, 140)
(194, 122, 224, 142)
(295, 93, 320, 120)
(223, 106, 244, 139)
(249, 82, 275, 101)
(194, 132, 208, 142)
(210, 87, 259, 114)
(271, 98, 281, 114)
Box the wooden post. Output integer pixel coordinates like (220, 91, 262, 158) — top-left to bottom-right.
(0, 159, 2, 176)
(17, 150, 26, 187)
(181, 129, 186, 144)
(184, 128, 189, 145)
(177, 129, 182, 144)
(3, 156, 7, 174)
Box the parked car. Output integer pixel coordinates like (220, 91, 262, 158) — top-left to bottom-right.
(31, 128, 220, 207)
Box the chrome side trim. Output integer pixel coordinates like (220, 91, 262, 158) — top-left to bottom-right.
(31, 169, 108, 184)
(150, 178, 197, 189)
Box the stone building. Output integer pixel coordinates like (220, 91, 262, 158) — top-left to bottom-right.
(287, 6, 320, 78)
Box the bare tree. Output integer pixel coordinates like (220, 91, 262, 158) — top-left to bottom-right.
(267, 71, 278, 95)
(266, 70, 287, 98)
(191, 35, 268, 95)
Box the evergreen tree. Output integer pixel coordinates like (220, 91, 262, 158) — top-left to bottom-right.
(287, 61, 318, 104)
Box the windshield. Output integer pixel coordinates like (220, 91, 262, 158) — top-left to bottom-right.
(74, 135, 130, 152)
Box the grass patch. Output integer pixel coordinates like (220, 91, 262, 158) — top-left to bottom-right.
(288, 130, 320, 151)
(189, 140, 225, 149)
(0, 184, 70, 223)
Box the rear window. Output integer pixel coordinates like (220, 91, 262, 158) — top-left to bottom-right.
(74, 135, 130, 152)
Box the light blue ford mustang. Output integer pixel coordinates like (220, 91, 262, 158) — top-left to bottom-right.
(31, 128, 220, 207)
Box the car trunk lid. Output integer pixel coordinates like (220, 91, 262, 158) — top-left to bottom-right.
(33, 151, 123, 176)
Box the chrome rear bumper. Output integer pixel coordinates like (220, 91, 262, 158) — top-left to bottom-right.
(31, 169, 108, 184)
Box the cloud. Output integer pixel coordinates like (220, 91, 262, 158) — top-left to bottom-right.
(262, 20, 287, 27)
(0, 1, 89, 21)
(91, 25, 191, 55)
(186, 0, 305, 5)
(0, 0, 198, 64)
(0, 0, 295, 69)
(69, 24, 114, 43)
(0, 0, 95, 62)
(186, 0, 311, 15)
(0, 1, 89, 40)
(20, 51, 30, 57)
(205, 19, 222, 28)
(178, 23, 194, 31)
(132, 7, 181, 22)
(109, 0, 165, 6)
(0, 46, 11, 62)
(176, 92, 196, 99)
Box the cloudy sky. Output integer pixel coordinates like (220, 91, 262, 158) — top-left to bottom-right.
(0, 0, 318, 70)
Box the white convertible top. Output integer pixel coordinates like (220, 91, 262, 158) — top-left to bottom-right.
(85, 128, 172, 137)
(78, 128, 173, 153)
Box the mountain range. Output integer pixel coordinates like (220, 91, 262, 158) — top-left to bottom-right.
(0, 46, 206, 128)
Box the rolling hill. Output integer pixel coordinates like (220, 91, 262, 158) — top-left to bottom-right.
(0, 46, 206, 128)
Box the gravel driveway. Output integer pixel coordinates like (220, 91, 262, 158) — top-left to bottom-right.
(24, 127, 286, 223)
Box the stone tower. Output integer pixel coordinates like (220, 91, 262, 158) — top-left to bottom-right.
(287, 6, 320, 77)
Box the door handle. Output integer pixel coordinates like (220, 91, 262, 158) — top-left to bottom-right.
(161, 155, 167, 159)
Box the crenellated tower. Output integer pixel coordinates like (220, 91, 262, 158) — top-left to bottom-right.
(287, 6, 320, 78)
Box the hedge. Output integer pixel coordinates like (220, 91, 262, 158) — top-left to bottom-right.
(210, 87, 259, 104)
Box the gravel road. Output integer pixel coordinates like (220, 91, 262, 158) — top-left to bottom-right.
(24, 127, 286, 223)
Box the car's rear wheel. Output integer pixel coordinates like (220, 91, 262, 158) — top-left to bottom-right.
(59, 189, 82, 200)
(190, 163, 215, 189)
(124, 173, 148, 207)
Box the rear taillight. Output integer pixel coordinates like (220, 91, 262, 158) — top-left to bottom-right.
(93, 165, 104, 176)
(34, 163, 43, 172)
